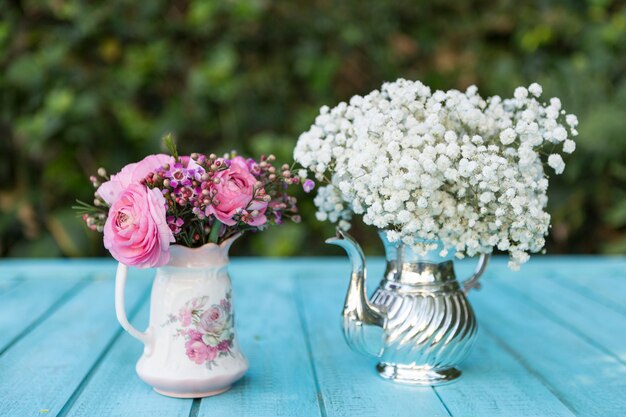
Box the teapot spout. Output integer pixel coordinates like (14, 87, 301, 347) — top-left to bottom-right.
(326, 229, 386, 358)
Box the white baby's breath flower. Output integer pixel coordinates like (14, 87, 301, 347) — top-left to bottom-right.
(566, 114, 578, 128)
(499, 128, 516, 145)
(528, 83, 543, 97)
(563, 139, 576, 154)
(548, 154, 565, 174)
(514, 87, 528, 100)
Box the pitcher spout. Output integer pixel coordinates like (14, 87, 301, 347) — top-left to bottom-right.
(326, 230, 386, 358)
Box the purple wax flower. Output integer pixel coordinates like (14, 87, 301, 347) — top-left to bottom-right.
(303, 179, 315, 193)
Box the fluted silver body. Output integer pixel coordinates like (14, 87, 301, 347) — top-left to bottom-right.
(370, 258, 477, 384)
(328, 229, 489, 386)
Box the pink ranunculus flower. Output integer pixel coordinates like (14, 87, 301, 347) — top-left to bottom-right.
(199, 305, 227, 335)
(97, 154, 175, 205)
(103, 184, 175, 268)
(185, 340, 210, 364)
(208, 156, 268, 226)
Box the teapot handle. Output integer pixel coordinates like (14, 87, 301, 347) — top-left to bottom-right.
(115, 263, 152, 350)
(461, 254, 490, 294)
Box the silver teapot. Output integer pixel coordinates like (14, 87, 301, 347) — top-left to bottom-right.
(328, 229, 489, 385)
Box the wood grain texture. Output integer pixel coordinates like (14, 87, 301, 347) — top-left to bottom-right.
(435, 332, 576, 417)
(196, 263, 322, 417)
(472, 271, 626, 417)
(63, 300, 194, 417)
(491, 268, 626, 364)
(0, 277, 82, 353)
(0, 267, 152, 417)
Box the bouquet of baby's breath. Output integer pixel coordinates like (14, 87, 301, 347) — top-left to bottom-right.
(295, 79, 578, 269)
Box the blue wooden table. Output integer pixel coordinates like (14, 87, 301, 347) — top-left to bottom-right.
(1, 257, 626, 417)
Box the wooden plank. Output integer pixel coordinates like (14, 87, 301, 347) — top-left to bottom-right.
(0, 267, 152, 417)
(0, 277, 85, 354)
(435, 332, 576, 417)
(0, 260, 116, 280)
(483, 258, 626, 312)
(297, 269, 451, 417)
(196, 263, 322, 417)
(550, 265, 626, 314)
(491, 269, 626, 364)
(63, 300, 193, 417)
(0, 275, 22, 294)
(470, 275, 626, 417)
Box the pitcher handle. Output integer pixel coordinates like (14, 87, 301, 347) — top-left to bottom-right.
(461, 254, 490, 294)
(115, 263, 152, 349)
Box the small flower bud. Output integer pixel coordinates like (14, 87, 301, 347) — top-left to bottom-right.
(282, 170, 291, 178)
(255, 181, 263, 188)
(260, 161, 268, 168)
(202, 189, 210, 195)
(269, 174, 276, 181)
(268, 166, 276, 173)
(263, 195, 272, 202)
(211, 164, 218, 171)
(292, 215, 302, 223)
(191, 153, 199, 160)
(213, 177, 220, 184)
(209, 153, 217, 160)
(268, 154, 276, 162)
(201, 173, 210, 181)
(97, 167, 107, 177)
(282, 164, 289, 170)
(163, 179, 170, 187)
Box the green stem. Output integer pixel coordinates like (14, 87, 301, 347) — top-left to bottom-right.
(209, 220, 222, 244)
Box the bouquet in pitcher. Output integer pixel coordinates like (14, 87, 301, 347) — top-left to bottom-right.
(74, 136, 311, 398)
(76, 135, 308, 268)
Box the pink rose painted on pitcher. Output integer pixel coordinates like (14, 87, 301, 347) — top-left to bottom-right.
(164, 292, 235, 368)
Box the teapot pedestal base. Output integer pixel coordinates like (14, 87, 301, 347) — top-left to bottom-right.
(154, 386, 231, 398)
(376, 363, 461, 386)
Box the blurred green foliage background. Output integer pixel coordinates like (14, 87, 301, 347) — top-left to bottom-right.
(1, 0, 626, 258)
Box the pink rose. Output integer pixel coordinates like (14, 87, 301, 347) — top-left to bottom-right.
(199, 306, 227, 334)
(185, 340, 210, 364)
(103, 184, 175, 268)
(97, 154, 175, 205)
(208, 156, 268, 226)
(186, 329, 203, 341)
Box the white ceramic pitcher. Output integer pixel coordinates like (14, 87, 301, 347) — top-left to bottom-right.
(115, 234, 248, 398)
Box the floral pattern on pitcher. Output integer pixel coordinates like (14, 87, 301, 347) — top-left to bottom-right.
(163, 291, 235, 368)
